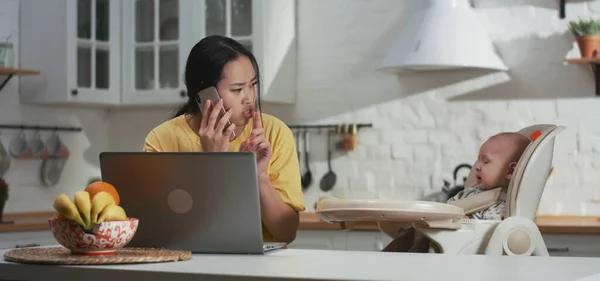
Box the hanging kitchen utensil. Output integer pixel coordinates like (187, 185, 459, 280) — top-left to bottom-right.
(0, 133, 11, 176)
(41, 158, 66, 187)
(320, 130, 337, 192)
(349, 123, 358, 151)
(301, 130, 312, 191)
(342, 124, 350, 151)
(335, 125, 343, 150)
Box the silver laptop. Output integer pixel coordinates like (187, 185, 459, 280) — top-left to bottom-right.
(99, 152, 287, 254)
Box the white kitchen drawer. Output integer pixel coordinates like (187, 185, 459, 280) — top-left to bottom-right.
(543, 234, 600, 257)
(345, 231, 392, 252)
(289, 230, 347, 251)
(0, 230, 57, 249)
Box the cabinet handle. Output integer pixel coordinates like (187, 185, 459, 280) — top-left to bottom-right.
(15, 243, 40, 248)
(548, 247, 569, 252)
(180, 90, 187, 97)
(71, 89, 78, 96)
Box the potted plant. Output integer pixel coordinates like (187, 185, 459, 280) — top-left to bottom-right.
(0, 176, 8, 223)
(568, 18, 600, 58)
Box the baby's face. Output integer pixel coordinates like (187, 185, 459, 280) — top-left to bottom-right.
(473, 138, 515, 190)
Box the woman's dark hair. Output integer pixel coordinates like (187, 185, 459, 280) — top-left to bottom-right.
(173, 35, 262, 118)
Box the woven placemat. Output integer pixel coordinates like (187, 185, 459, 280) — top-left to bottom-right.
(3, 246, 192, 265)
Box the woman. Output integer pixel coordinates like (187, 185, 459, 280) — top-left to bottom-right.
(143, 35, 305, 243)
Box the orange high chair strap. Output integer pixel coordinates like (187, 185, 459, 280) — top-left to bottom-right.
(446, 188, 506, 215)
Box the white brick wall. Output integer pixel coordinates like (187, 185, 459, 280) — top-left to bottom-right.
(296, 0, 600, 216)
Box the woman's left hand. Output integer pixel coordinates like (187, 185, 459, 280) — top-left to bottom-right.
(241, 111, 271, 175)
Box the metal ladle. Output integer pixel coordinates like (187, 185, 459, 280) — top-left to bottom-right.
(320, 130, 336, 192)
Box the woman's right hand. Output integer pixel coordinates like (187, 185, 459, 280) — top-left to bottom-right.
(198, 99, 236, 152)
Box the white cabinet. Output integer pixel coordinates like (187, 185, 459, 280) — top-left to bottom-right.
(18, 0, 297, 107)
(252, 0, 297, 104)
(19, 0, 121, 105)
(543, 234, 600, 258)
(345, 231, 392, 252)
(288, 230, 347, 251)
(292, 230, 600, 257)
(120, 0, 193, 105)
(289, 230, 391, 252)
(0, 231, 57, 250)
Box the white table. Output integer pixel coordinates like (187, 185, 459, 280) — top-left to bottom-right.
(1, 247, 600, 281)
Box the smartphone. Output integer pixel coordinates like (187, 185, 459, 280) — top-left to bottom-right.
(195, 86, 236, 139)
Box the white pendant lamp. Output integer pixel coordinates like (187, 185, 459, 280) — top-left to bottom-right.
(377, 0, 508, 73)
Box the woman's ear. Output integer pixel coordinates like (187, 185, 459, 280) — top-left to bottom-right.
(506, 162, 518, 180)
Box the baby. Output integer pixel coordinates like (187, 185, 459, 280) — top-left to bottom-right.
(446, 132, 531, 220)
(382, 131, 531, 252)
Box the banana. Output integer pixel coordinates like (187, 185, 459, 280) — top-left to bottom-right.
(53, 193, 85, 227)
(90, 191, 116, 224)
(97, 205, 127, 223)
(74, 190, 92, 230)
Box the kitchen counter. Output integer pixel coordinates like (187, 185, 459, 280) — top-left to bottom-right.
(0, 212, 53, 232)
(4, 211, 600, 235)
(299, 212, 600, 234)
(2, 247, 600, 281)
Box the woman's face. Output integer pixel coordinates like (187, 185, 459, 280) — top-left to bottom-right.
(215, 55, 257, 127)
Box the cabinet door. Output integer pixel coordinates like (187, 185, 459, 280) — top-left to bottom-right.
(345, 231, 392, 252)
(252, 0, 297, 104)
(199, 0, 295, 104)
(121, 0, 192, 105)
(202, 0, 254, 53)
(543, 234, 600, 258)
(0, 231, 57, 250)
(67, 0, 121, 104)
(288, 230, 347, 251)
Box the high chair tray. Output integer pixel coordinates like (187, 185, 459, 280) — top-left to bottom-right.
(315, 198, 464, 223)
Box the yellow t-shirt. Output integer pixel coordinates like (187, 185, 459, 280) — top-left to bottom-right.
(142, 113, 306, 242)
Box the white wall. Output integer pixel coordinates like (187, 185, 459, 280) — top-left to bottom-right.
(4, 0, 600, 217)
(290, 0, 600, 215)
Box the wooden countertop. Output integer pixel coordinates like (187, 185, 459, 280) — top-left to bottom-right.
(0, 212, 55, 232)
(2, 211, 600, 235)
(298, 212, 600, 234)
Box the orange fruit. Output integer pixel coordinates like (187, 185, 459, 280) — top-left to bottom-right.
(85, 181, 120, 205)
(57, 213, 67, 220)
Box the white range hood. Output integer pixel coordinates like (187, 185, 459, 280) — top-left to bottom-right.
(377, 0, 508, 73)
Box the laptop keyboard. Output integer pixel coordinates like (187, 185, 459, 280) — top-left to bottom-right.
(263, 242, 287, 250)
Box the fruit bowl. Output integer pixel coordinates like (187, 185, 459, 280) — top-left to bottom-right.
(48, 217, 139, 256)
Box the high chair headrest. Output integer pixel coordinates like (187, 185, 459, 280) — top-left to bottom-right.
(463, 125, 561, 193)
(506, 125, 565, 220)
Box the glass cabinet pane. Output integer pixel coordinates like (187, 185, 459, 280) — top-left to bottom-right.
(206, 0, 226, 36)
(159, 0, 179, 41)
(159, 46, 178, 88)
(136, 0, 155, 42)
(135, 47, 155, 90)
(77, 47, 91, 87)
(240, 40, 252, 53)
(96, 0, 109, 41)
(231, 0, 252, 36)
(96, 48, 109, 89)
(77, 0, 91, 39)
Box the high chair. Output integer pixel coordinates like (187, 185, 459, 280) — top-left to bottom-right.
(315, 124, 565, 256)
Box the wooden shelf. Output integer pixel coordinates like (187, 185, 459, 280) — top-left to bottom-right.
(0, 67, 40, 75)
(564, 58, 600, 96)
(0, 67, 40, 92)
